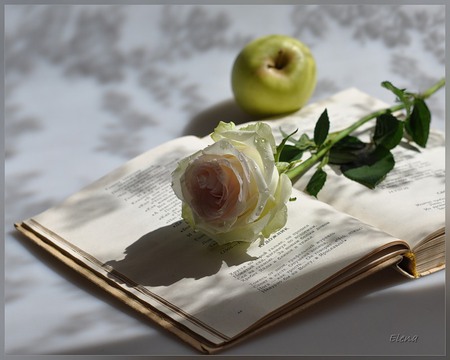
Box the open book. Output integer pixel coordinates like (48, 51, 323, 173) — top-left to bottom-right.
(15, 88, 445, 354)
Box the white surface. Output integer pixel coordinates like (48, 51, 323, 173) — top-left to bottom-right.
(4, 4, 446, 357)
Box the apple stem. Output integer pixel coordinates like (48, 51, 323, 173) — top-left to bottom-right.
(267, 50, 289, 70)
(274, 50, 287, 69)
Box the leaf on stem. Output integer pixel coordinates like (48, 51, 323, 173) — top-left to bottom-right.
(341, 146, 395, 189)
(314, 109, 330, 147)
(306, 167, 327, 197)
(405, 98, 431, 148)
(276, 129, 298, 162)
(278, 144, 304, 162)
(381, 81, 413, 117)
(373, 113, 404, 149)
(329, 136, 366, 165)
(381, 81, 407, 102)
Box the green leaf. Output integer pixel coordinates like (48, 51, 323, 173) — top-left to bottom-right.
(306, 167, 327, 197)
(329, 150, 359, 165)
(333, 136, 366, 150)
(278, 144, 304, 162)
(314, 109, 330, 147)
(405, 98, 430, 148)
(373, 113, 404, 149)
(341, 146, 395, 189)
(329, 136, 366, 165)
(276, 129, 298, 162)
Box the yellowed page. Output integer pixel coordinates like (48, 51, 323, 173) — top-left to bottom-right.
(304, 143, 444, 249)
(23, 134, 404, 344)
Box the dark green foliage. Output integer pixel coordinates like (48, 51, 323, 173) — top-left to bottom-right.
(314, 109, 330, 147)
(306, 168, 327, 197)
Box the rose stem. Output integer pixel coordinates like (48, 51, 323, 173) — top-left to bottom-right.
(285, 78, 446, 183)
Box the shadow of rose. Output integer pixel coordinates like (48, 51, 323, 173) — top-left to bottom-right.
(183, 98, 261, 137)
(105, 222, 257, 287)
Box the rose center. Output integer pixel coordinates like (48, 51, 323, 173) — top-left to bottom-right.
(187, 158, 242, 221)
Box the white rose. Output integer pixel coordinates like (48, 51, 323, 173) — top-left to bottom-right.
(171, 121, 292, 245)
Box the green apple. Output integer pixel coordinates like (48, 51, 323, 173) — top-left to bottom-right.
(231, 34, 317, 116)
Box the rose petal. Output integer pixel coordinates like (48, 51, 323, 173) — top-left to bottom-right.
(172, 122, 293, 245)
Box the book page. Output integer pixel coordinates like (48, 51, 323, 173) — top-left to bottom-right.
(24, 134, 406, 344)
(266, 88, 445, 249)
(303, 143, 445, 249)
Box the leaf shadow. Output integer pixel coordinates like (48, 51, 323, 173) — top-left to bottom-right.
(105, 222, 257, 287)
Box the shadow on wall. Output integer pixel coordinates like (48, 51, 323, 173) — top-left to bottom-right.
(183, 98, 261, 137)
